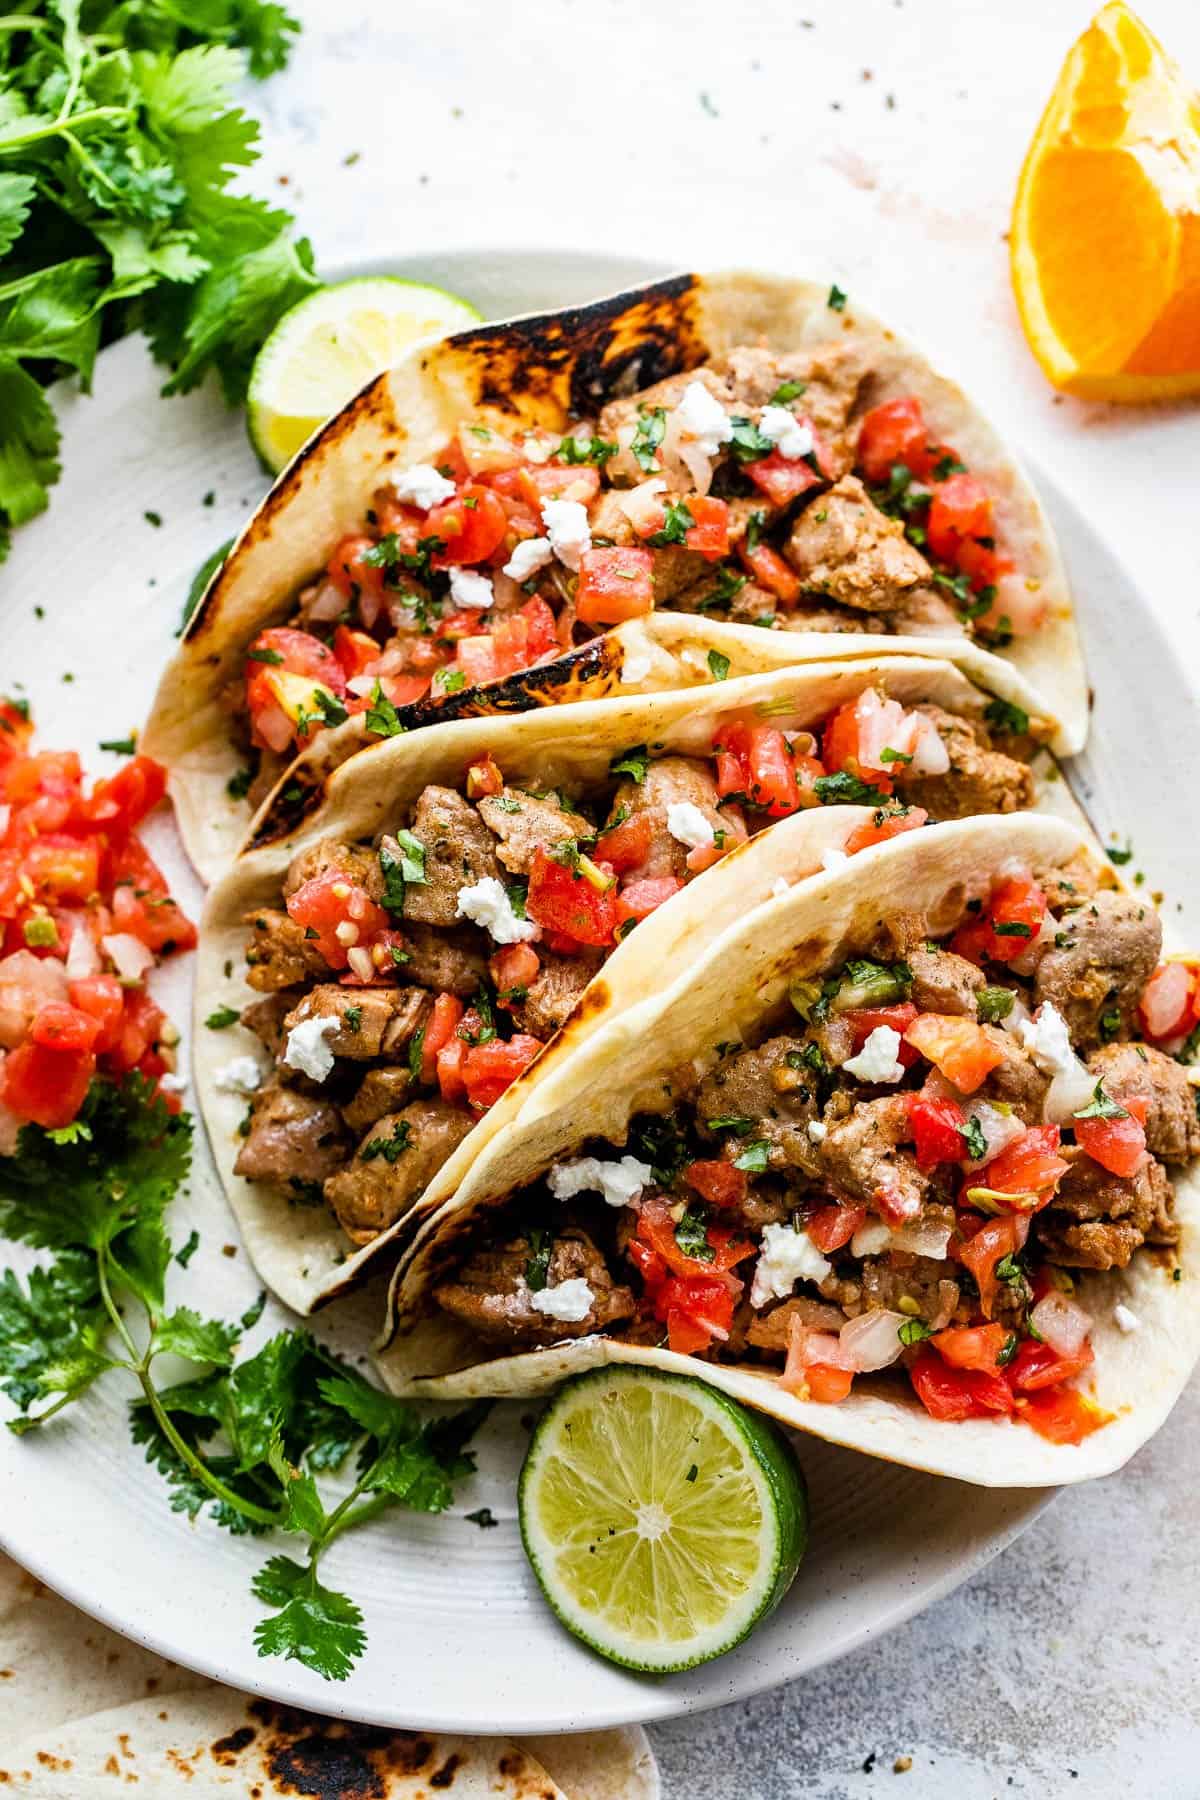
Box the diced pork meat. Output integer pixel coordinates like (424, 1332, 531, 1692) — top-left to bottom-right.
(240, 992, 299, 1057)
(243, 909, 329, 992)
(1087, 1042, 1200, 1163)
(342, 1065, 417, 1134)
(282, 985, 430, 1060)
(1036, 1149, 1177, 1270)
(782, 600, 888, 635)
(612, 754, 742, 881)
(401, 923, 489, 998)
(1039, 855, 1105, 911)
(746, 1295, 847, 1352)
(696, 1036, 822, 1174)
(783, 476, 930, 613)
(1034, 891, 1162, 1048)
(401, 786, 502, 927)
(234, 1078, 350, 1185)
(899, 707, 1034, 820)
(508, 949, 601, 1039)
(652, 544, 713, 605)
(886, 585, 967, 637)
(975, 1030, 1050, 1125)
(434, 1224, 635, 1347)
(283, 837, 385, 904)
(818, 1093, 929, 1220)
(715, 340, 867, 475)
(478, 787, 590, 876)
(906, 946, 985, 1017)
(598, 367, 734, 486)
(859, 1253, 961, 1332)
(323, 1099, 474, 1243)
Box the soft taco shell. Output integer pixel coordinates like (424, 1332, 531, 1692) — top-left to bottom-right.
(144, 269, 1084, 882)
(376, 815, 1199, 1490)
(195, 658, 1081, 1315)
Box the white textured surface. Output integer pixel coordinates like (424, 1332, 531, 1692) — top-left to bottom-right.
(250, 4, 1200, 1790)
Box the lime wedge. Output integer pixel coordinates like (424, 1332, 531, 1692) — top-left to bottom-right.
(247, 276, 482, 472)
(518, 1367, 807, 1672)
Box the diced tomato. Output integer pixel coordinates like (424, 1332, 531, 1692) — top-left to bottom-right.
(614, 875, 683, 932)
(657, 1274, 736, 1351)
(983, 875, 1047, 965)
(926, 473, 993, 565)
(30, 1001, 100, 1052)
(820, 697, 894, 797)
(422, 993, 465, 1085)
(628, 1236, 668, 1294)
(0, 701, 34, 771)
(975, 1124, 1069, 1208)
(453, 635, 505, 687)
(575, 546, 655, 626)
(333, 626, 381, 680)
(111, 883, 197, 955)
(327, 533, 388, 603)
(806, 1202, 867, 1254)
(427, 485, 508, 567)
(527, 849, 619, 947)
(456, 424, 522, 477)
(86, 756, 167, 835)
(519, 596, 560, 660)
(683, 495, 730, 561)
(798, 1363, 850, 1403)
(738, 540, 801, 604)
(517, 464, 601, 509)
(465, 754, 504, 799)
(246, 627, 347, 752)
(903, 1012, 1005, 1093)
(715, 723, 802, 817)
(285, 871, 390, 972)
(855, 396, 932, 484)
(953, 1213, 1029, 1319)
(1006, 1337, 1095, 1393)
(436, 1034, 467, 1104)
(684, 1160, 749, 1210)
(909, 1348, 1015, 1420)
(956, 536, 1015, 595)
(1138, 959, 1200, 1045)
(638, 1197, 754, 1280)
(845, 1003, 919, 1061)
(595, 812, 654, 874)
(1, 1038, 95, 1128)
(931, 1322, 1010, 1373)
(69, 974, 125, 1053)
(1018, 1386, 1108, 1446)
(744, 449, 823, 508)
(844, 805, 929, 856)
(462, 1033, 543, 1109)
(909, 1091, 968, 1171)
(103, 988, 167, 1076)
(489, 942, 540, 1004)
(1074, 1094, 1148, 1178)
(21, 835, 101, 905)
(3, 748, 83, 807)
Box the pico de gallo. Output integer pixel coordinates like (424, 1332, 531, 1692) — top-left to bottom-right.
(0, 702, 194, 1145)
(426, 854, 1199, 1448)
(229, 330, 1041, 808)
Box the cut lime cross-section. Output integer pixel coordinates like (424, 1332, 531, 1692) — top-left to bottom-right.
(247, 276, 482, 473)
(518, 1366, 807, 1672)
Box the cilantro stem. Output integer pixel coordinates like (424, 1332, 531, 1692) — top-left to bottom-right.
(0, 104, 132, 153)
(322, 1491, 395, 1547)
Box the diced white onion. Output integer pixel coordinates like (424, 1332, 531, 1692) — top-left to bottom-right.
(963, 1101, 1027, 1170)
(839, 1308, 908, 1372)
(64, 923, 101, 980)
(888, 1219, 953, 1258)
(908, 717, 951, 775)
(1000, 993, 1032, 1037)
(616, 478, 667, 535)
(102, 933, 154, 982)
(1043, 1054, 1099, 1125)
(306, 580, 347, 624)
(346, 946, 374, 982)
(1029, 1291, 1093, 1357)
(1007, 910, 1061, 977)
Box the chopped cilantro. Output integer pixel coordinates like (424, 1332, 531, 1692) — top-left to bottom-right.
(983, 697, 1030, 737)
(897, 1318, 933, 1346)
(813, 770, 885, 806)
(1073, 1082, 1129, 1121)
(610, 745, 650, 783)
(205, 1007, 241, 1030)
(733, 1139, 770, 1173)
(630, 407, 667, 472)
(647, 498, 694, 547)
(769, 380, 806, 404)
(674, 1207, 715, 1262)
(827, 284, 848, 311)
(361, 1120, 413, 1163)
(707, 649, 731, 681)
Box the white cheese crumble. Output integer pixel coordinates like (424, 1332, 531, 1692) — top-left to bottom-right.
(666, 801, 715, 850)
(821, 847, 850, 872)
(1018, 1001, 1074, 1072)
(672, 380, 735, 459)
(547, 1155, 652, 1208)
(807, 1120, 827, 1143)
(750, 1222, 832, 1309)
(283, 1015, 340, 1083)
(1114, 1303, 1141, 1334)
(392, 463, 456, 510)
(530, 1278, 595, 1323)
(455, 875, 539, 944)
(758, 405, 815, 461)
(540, 498, 591, 572)
(502, 536, 554, 582)
(214, 1056, 263, 1096)
(842, 1025, 906, 1084)
(448, 567, 494, 610)
(850, 1220, 894, 1258)
(158, 1071, 188, 1094)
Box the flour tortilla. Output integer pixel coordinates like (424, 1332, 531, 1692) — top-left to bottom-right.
(376, 814, 1200, 1490)
(143, 269, 1084, 882)
(196, 657, 1077, 1315)
(1, 1688, 657, 1798)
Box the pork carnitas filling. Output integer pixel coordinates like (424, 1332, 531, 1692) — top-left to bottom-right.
(427, 859, 1197, 1443)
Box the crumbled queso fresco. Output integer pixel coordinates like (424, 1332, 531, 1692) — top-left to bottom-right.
(283, 1015, 340, 1082)
(530, 1278, 594, 1322)
(547, 1155, 652, 1208)
(666, 801, 715, 850)
(455, 876, 539, 944)
(391, 463, 455, 510)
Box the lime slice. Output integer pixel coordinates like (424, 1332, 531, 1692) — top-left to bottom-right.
(247, 277, 482, 472)
(518, 1366, 807, 1672)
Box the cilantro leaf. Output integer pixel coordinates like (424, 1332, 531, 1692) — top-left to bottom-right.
(0, 1254, 112, 1418)
(0, 359, 60, 554)
(0, 172, 34, 259)
(154, 1307, 240, 1368)
(252, 1555, 366, 1682)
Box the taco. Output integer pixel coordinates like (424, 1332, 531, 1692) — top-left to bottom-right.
(376, 815, 1200, 1488)
(143, 270, 1084, 881)
(195, 655, 1076, 1314)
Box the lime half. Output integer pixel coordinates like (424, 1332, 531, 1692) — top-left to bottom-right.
(518, 1366, 807, 1672)
(247, 276, 482, 472)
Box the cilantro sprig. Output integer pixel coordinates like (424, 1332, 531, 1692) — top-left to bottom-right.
(0, 1077, 484, 1683)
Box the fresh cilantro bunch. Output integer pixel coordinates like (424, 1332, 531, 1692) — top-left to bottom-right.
(0, 0, 318, 559)
(0, 1077, 485, 1682)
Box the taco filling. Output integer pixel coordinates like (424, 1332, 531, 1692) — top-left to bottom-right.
(423, 861, 1200, 1446)
(230, 336, 1041, 805)
(231, 689, 1042, 1247)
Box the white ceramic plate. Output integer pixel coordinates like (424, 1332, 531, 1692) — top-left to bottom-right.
(0, 247, 1195, 1735)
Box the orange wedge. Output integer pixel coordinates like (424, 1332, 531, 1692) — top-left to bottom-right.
(1012, 1, 1200, 400)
